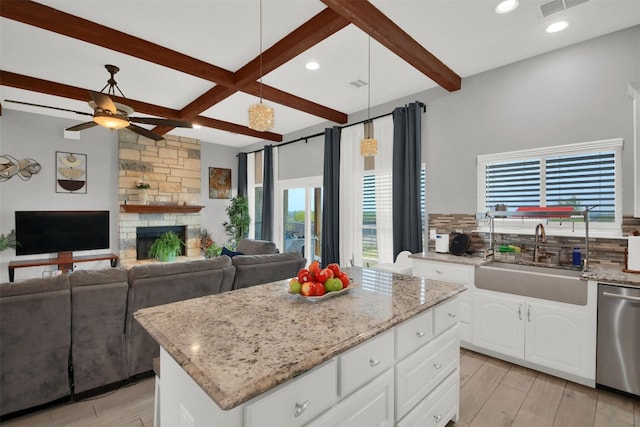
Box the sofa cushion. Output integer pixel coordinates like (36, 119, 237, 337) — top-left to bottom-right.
(125, 256, 236, 377)
(232, 253, 306, 289)
(0, 275, 71, 416)
(69, 269, 129, 394)
(237, 239, 277, 255)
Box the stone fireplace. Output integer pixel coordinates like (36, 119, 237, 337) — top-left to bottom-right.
(117, 130, 203, 265)
(136, 225, 187, 260)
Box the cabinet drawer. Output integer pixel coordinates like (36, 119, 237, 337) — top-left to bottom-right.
(397, 369, 459, 427)
(395, 327, 459, 420)
(412, 261, 472, 285)
(434, 297, 460, 336)
(306, 368, 394, 427)
(340, 330, 394, 397)
(244, 359, 337, 427)
(396, 309, 434, 360)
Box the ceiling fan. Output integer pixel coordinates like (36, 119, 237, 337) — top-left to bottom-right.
(5, 64, 192, 141)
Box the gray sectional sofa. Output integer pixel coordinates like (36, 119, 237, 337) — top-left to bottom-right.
(0, 242, 305, 418)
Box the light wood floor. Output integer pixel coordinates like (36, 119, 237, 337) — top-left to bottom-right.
(2, 349, 638, 427)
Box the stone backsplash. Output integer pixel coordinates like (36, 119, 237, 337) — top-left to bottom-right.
(428, 213, 640, 269)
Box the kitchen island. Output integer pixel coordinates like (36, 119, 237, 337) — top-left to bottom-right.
(135, 266, 466, 427)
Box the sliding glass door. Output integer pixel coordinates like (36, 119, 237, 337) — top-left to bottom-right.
(277, 178, 322, 266)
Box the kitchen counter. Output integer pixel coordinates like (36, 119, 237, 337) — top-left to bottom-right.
(410, 251, 640, 287)
(409, 251, 489, 267)
(582, 265, 640, 287)
(134, 266, 466, 411)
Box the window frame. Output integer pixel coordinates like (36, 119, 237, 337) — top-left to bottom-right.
(477, 138, 623, 237)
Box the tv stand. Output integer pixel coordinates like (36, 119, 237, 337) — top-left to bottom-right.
(8, 252, 119, 282)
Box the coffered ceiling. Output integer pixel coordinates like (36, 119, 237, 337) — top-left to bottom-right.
(1, 0, 639, 147)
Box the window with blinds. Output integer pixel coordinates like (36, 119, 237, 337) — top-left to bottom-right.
(478, 139, 622, 234)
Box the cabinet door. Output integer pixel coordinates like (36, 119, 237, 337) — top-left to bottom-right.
(306, 369, 394, 427)
(524, 300, 591, 377)
(473, 291, 524, 359)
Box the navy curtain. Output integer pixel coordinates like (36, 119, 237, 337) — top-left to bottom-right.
(392, 102, 424, 259)
(237, 152, 247, 198)
(261, 145, 274, 241)
(321, 127, 341, 266)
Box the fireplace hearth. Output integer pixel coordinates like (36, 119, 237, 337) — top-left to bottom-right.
(136, 225, 186, 260)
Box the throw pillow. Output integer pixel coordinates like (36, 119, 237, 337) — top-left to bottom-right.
(221, 247, 244, 258)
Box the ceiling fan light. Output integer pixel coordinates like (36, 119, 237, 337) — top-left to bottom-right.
(248, 102, 274, 132)
(93, 111, 129, 129)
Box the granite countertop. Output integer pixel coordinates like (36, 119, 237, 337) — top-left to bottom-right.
(134, 267, 466, 410)
(409, 251, 490, 267)
(410, 251, 640, 287)
(582, 266, 640, 287)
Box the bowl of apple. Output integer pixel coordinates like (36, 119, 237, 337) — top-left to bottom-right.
(288, 261, 355, 301)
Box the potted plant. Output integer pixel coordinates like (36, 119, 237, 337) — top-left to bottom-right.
(0, 229, 19, 251)
(205, 243, 222, 258)
(148, 231, 184, 262)
(223, 195, 250, 249)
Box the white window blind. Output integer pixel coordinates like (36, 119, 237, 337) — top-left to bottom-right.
(478, 139, 623, 235)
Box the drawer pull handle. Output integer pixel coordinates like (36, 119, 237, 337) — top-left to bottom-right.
(448, 312, 456, 318)
(294, 400, 310, 417)
(434, 414, 443, 423)
(369, 358, 381, 367)
(416, 331, 426, 338)
(435, 270, 443, 274)
(433, 363, 442, 369)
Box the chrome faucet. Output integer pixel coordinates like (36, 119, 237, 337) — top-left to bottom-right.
(533, 223, 546, 263)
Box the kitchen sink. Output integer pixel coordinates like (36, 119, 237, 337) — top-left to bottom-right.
(475, 262, 587, 305)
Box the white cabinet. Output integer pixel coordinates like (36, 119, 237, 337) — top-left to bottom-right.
(524, 299, 591, 377)
(473, 291, 525, 359)
(306, 369, 395, 427)
(244, 359, 338, 427)
(473, 289, 595, 383)
(412, 258, 474, 346)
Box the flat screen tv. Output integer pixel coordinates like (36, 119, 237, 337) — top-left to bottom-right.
(15, 210, 110, 256)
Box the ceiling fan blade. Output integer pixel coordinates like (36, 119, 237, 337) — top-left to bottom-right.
(4, 99, 93, 117)
(89, 90, 118, 114)
(130, 117, 193, 128)
(127, 123, 164, 141)
(66, 121, 98, 131)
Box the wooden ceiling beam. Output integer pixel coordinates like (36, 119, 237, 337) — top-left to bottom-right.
(0, 0, 348, 137)
(0, 1, 235, 87)
(321, 0, 461, 92)
(0, 70, 282, 141)
(234, 8, 349, 87)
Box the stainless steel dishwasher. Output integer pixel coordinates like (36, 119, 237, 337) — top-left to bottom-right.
(596, 283, 640, 396)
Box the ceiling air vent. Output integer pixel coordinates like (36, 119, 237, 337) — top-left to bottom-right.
(539, 0, 588, 17)
(349, 79, 368, 89)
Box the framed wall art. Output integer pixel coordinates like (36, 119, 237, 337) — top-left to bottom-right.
(209, 167, 231, 199)
(56, 151, 87, 193)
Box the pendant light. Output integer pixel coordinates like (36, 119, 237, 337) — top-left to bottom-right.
(248, 0, 275, 132)
(360, 36, 378, 157)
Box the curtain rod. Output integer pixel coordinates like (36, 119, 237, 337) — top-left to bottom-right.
(240, 102, 426, 156)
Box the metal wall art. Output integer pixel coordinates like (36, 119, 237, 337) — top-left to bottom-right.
(0, 154, 41, 181)
(56, 151, 87, 193)
(209, 167, 231, 199)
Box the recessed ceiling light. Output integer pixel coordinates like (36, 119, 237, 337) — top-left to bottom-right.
(192, 124, 202, 129)
(305, 61, 320, 71)
(495, 0, 519, 14)
(546, 20, 569, 33)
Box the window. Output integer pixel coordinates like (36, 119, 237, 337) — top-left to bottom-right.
(478, 139, 623, 236)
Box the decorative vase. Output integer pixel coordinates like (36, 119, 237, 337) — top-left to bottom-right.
(140, 191, 148, 205)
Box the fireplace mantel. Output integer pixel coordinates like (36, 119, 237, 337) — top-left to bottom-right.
(120, 204, 204, 214)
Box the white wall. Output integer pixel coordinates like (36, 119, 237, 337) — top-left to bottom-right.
(273, 25, 640, 216)
(0, 109, 119, 281)
(200, 143, 240, 247)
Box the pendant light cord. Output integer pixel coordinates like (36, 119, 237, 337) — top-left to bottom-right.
(259, 0, 264, 103)
(367, 36, 371, 121)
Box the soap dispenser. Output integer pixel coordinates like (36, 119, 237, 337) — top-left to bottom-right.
(558, 246, 570, 265)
